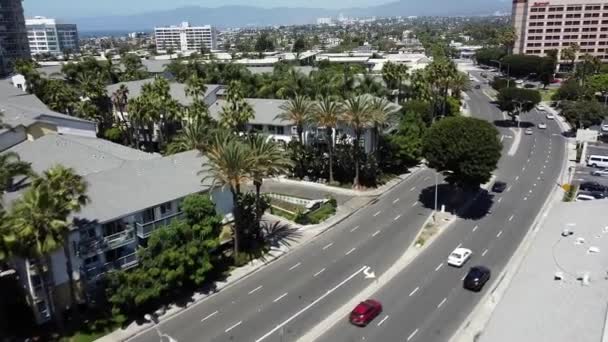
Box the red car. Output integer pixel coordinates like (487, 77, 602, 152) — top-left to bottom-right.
(349, 299, 382, 326)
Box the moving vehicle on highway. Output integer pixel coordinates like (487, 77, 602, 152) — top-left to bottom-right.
(492, 181, 507, 193)
(448, 248, 473, 267)
(349, 300, 383, 326)
(525, 128, 533, 135)
(535, 104, 545, 111)
(587, 155, 608, 168)
(591, 169, 608, 177)
(463, 266, 491, 292)
(474, 84, 481, 89)
(538, 122, 547, 129)
(546, 113, 555, 120)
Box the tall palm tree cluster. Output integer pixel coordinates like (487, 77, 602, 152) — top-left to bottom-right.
(276, 94, 398, 188)
(201, 132, 291, 263)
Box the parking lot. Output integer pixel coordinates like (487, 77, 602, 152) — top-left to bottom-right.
(573, 143, 608, 188)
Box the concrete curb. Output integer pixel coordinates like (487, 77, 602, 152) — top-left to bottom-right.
(450, 106, 571, 342)
(99, 167, 423, 342)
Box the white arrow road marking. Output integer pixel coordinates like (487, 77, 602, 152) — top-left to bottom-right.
(363, 266, 376, 279)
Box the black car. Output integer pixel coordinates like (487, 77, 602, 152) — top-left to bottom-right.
(474, 84, 481, 89)
(491, 181, 507, 193)
(579, 181, 607, 193)
(463, 266, 491, 292)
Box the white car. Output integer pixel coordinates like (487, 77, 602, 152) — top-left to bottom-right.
(546, 113, 555, 120)
(448, 247, 473, 267)
(535, 104, 546, 111)
(538, 122, 547, 129)
(576, 194, 595, 201)
(525, 128, 533, 135)
(591, 169, 608, 176)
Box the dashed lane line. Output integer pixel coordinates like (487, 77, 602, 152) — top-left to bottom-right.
(273, 293, 288, 303)
(437, 298, 447, 309)
(225, 320, 243, 333)
(201, 310, 219, 322)
(373, 211, 381, 217)
(472, 225, 479, 232)
(497, 230, 503, 238)
(289, 262, 301, 271)
(393, 198, 400, 204)
(482, 249, 488, 256)
(313, 268, 326, 277)
(409, 287, 420, 296)
(322, 243, 334, 250)
(394, 214, 401, 221)
(508, 215, 514, 221)
(435, 263, 444, 272)
(345, 247, 356, 256)
(407, 328, 419, 341)
(377, 315, 389, 326)
(350, 225, 360, 232)
(372, 230, 381, 237)
(248, 285, 263, 295)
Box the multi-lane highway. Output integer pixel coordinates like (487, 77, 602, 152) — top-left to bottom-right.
(130, 66, 566, 342)
(317, 69, 567, 342)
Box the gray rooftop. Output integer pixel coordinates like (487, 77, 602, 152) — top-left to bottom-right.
(0, 79, 95, 129)
(105, 78, 222, 107)
(208, 98, 291, 126)
(5, 134, 213, 224)
(480, 200, 608, 342)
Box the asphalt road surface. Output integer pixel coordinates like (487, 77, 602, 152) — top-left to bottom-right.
(130, 67, 566, 342)
(317, 70, 566, 342)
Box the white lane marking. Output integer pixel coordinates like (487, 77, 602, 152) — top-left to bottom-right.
(248, 285, 263, 295)
(407, 328, 419, 341)
(313, 268, 326, 277)
(497, 197, 502, 203)
(497, 230, 503, 238)
(322, 242, 334, 250)
(410, 186, 416, 192)
(201, 310, 219, 322)
(506, 186, 512, 192)
(409, 287, 420, 296)
(254, 266, 369, 342)
(373, 211, 381, 217)
(377, 315, 389, 326)
(473, 225, 479, 232)
(437, 298, 447, 308)
(345, 247, 356, 255)
(412, 201, 418, 207)
(435, 263, 444, 272)
(273, 293, 288, 303)
(500, 135, 505, 142)
(508, 215, 514, 221)
(372, 230, 381, 237)
(225, 320, 243, 333)
(393, 198, 400, 204)
(456, 243, 462, 248)
(461, 274, 467, 281)
(350, 225, 360, 232)
(482, 249, 488, 256)
(289, 262, 301, 271)
(394, 214, 401, 221)
(515, 176, 520, 181)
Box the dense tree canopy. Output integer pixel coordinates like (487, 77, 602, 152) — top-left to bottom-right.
(423, 117, 502, 188)
(497, 87, 541, 121)
(560, 100, 608, 129)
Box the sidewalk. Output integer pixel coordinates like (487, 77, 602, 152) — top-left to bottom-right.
(96, 169, 422, 342)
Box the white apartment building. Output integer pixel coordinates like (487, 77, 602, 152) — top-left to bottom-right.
(26, 16, 79, 56)
(154, 22, 216, 53)
(512, 0, 608, 69)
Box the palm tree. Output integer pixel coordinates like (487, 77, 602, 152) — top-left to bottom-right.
(0, 219, 16, 264)
(111, 84, 132, 146)
(449, 72, 472, 100)
(247, 135, 292, 233)
(200, 133, 255, 263)
(368, 97, 398, 156)
(185, 74, 208, 102)
(356, 74, 385, 98)
(31, 166, 88, 316)
(312, 96, 343, 183)
(277, 94, 314, 143)
(220, 81, 255, 132)
(167, 119, 212, 154)
(341, 97, 372, 189)
(0, 152, 33, 193)
(42, 80, 77, 115)
(128, 96, 154, 151)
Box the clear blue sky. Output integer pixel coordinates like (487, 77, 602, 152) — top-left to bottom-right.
(24, 0, 395, 18)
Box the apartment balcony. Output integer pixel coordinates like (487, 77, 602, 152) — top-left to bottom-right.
(80, 252, 139, 282)
(136, 212, 184, 239)
(78, 227, 136, 256)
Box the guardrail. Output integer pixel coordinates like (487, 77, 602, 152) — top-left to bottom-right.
(136, 212, 184, 238)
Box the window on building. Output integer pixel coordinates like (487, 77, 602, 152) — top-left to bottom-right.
(142, 208, 155, 223)
(159, 202, 173, 216)
(276, 126, 285, 135)
(549, 6, 563, 12)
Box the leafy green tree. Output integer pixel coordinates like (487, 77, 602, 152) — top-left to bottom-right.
(166, 118, 213, 154)
(553, 78, 591, 101)
(342, 97, 372, 188)
(561, 43, 579, 71)
(474, 47, 506, 67)
(497, 87, 541, 122)
(111, 84, 132, 146)
(277, 95, 315, 143)
(500, 54, 547, 78)
(423, 117, 502, 188)
(0, 152, 33, 194)
(401, 99, 433, 126)
(588, 73, 608, 105)
(312, 97, 343, 183)
(388, 111, 426, 168)
(255, 32, 275, 53)
(560, 100, 608, 129)
(292, 36, 308, 54)
(576, 54, 601, 86)
(426, 58, 458, 119)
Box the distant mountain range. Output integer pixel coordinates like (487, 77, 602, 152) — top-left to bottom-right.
(72, 0, 510, 32)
